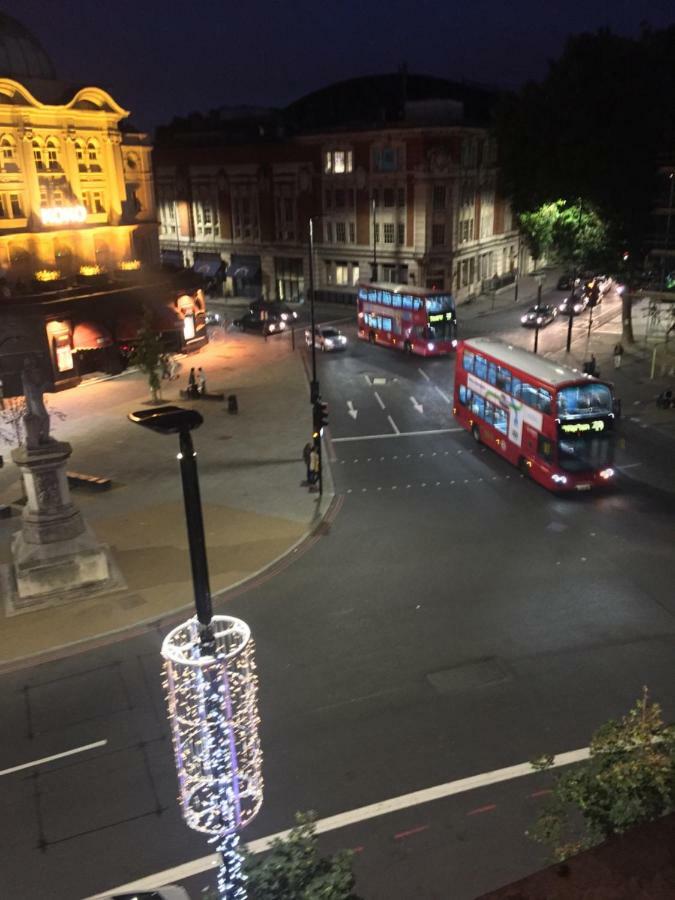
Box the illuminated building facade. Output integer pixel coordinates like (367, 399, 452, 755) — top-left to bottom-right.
(0, 14, 157, 281)
(155, 73, 522, 304)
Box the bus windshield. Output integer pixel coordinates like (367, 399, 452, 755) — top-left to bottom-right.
(426, 319, 455, 341)
(558, 433, 613, 472)
(425, 295, 454, 314)
(558, 383, 613, 417)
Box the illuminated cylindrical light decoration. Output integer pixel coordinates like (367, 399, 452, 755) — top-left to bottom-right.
(162, 614, 263, 899)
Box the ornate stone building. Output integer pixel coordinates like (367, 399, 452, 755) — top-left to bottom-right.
(155, 73, 522, 304)
(0, 12, 157, 281)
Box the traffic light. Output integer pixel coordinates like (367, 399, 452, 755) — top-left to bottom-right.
(313, 400, 328, 438)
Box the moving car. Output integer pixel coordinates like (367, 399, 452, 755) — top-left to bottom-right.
(305, 326, 348, 350)
(520, 304, 558, 328)
(249, 300, 298, 322)
(558, 293, 589, 316)
(556, 273, 574, 291)
(234, 310, 286, 335)
(205, 309, 222, 325)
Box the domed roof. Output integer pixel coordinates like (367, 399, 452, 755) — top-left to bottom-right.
(0, 13, 56, 81)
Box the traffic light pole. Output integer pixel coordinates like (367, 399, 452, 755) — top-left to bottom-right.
(308, 218, 319, 404)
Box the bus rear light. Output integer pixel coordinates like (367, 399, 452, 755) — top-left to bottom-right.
(452, 407, 457, 415)
(552, 473, 568, 484)
(599, 468, 615, 480)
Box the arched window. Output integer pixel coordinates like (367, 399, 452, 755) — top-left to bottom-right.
(32, 138, 45, 171)
(75, 139, 86, 172)
(125, 152, 139, 171)
(86, 139, 101, 170)
(1, 134, 16, 164)
(46, 137, 61, 170)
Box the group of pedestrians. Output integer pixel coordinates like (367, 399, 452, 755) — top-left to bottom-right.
(187, 367, 207, 397)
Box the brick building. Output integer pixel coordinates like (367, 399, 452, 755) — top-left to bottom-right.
(154, 73, 522, 304)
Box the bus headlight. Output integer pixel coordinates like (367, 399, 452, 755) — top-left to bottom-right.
(552, 473, 568, 484)
(599, 468, 615, 479)
(427, 342, 435, 351)
(451, 339, 458, 348)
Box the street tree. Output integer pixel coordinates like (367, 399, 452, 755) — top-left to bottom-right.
(552, 202, 609, 271)
(528, 688, 675, 862)
(129, 308, 163, 402)
(518, 202, 562, 269)
(201, 812, 362, 900)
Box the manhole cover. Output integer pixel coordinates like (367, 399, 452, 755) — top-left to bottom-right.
(426, 657, 511, 694)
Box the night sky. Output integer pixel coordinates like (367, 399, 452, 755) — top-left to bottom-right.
(11, 0, 675, 131)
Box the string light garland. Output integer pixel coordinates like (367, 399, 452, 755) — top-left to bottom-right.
(162, 615, 263, 899)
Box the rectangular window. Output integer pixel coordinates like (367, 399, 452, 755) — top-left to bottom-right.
(348, 221, 355, 243)
(334, 189, 345, 208)
(93, 191, 105, 214)
(496, 366, 511, 393)
(538, 434, 554, 461)
(432, 223, 445, 246)
(521, 382, 539, 408)
(383, 189, 395, 208)
(374, 147, 398, 172)
(397, 187, 405, 208)
(469, 257, 475, 284)
(493, 406, 508, 435)
(10, 193, 23, 217)
(487, 362, 497, 386)
(474, 355, 488, 381)
(325, 221, 333, 242)
(335, 262, 349, 285)
(351, 264, 359, 285)
(383, 223, 394, 244)
(463, 350, 475, 373)
(324, 152, 332, 174)
(512, 377, 522, 400)
(471, 395, 485, 419)
(335, 221, 346, 243)
(397, 223, 405, 245)
(334, 151, 346, 174)
(433, 185, 446, 210)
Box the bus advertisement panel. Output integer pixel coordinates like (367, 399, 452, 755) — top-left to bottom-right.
(453, 338, 617, 491)
(357, 283, 457, 356)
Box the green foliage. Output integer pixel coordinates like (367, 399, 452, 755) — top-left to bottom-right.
(528, 689, 675, 861)
(129, 307, 163, 399)
(518, 200, 609, 269)
(496, 26, 675, 257)
(242, 812, 361, 900)
(518, 201, 563, 264)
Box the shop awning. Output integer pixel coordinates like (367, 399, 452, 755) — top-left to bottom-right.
(193, 255, 223, 278)
(161, 249, 184, 268)
(72, 321, 113, 351)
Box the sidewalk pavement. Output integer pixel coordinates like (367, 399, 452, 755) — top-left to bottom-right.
(0, 328, 329, 669)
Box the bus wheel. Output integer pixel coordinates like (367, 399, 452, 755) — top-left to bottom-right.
(404, 340, 413, 355)
(471, 424, 480, 443)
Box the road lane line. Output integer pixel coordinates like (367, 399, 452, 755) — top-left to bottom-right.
(435, 385, 451, 403)
(394, 823, 430, 840)
(332, 428, 462, 443)
(0, 739, 108, 777)
(85, 746, 590, 898)
(387, 415, 400, 434)
(374, 391, 386, 409)
(418, 368, 431, 382)
(467, 803, 497, 816)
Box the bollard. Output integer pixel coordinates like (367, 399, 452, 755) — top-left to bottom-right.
(227, 394, 238, 414)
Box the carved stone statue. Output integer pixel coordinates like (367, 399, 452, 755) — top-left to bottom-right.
(21, 357, 52, 449)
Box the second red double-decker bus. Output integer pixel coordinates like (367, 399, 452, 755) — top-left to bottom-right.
(453, 338, 617, 491)
(357, 282, 457, 356)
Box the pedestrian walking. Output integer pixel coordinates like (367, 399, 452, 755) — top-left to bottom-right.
(169, 356, 180, 380)
(613, 342, 624, 369)
(188, 367, 197, 397)
(309, 445, 320, 491)
(197, 367, 207, 395)
(302, 442, 312, 484)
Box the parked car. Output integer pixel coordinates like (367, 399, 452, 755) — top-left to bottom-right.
(558, 293, 589, 316)
(305, 326, 348, 350)
(249, 300, 298, 322)
(520, 304, 558, 328)
(234, 310, 287, 335)
(205, 309, 222, 325)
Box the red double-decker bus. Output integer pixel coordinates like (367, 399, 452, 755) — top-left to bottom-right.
(357, 283, 457, 356)
(453, 338, 617, 491)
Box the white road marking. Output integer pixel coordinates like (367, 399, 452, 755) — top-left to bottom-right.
(332, 428, 462, 443)
(387, 415, 400, 434)
(86, 746, 591, 899)
(363, 374, 372, 385)
(347, 400, 358, 419)
(0, 740, 108, 777)
(435, 385, 451, 403)
(617, 463, 642, 470)
(410, 395, 424, 414)
(374, 391, 386, 410)
(418, 368, 431, 382)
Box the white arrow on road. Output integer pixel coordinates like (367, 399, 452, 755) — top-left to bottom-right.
(410, 396, 424, 414)
(347, 400, 358, 420)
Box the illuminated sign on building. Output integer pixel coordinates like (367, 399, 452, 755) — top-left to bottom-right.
(560, 420, 606, 434)
(39, 206, 87, 226)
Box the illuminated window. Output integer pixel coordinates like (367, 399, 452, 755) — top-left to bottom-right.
(82, 190, 106, 214)
(335, 262, 349, 285)
(383, 223, 394, 244)
(335, 222, 346, 243)
(193, 183, 220, 238)
(432, 224, 445, 246)
(75, 140, 86, 172)
(324, 149, 353, 175)
(46, 137, 61, 170)
(32, 139, 45, 171)
(10, 193, 23, 217)
(352, 264, 359, 285)
(0, 135, 16, 165)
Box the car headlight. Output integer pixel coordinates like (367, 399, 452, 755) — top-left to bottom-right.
(268, 323, 276, 332)
(428, 342, 435, 351)
(558, 303, 566, 310)
(292, 311, 298, 319)
(281, 312, 289, 320)
(339, 336, 347, 343)
(536, 317, 543, 324)
(599, 468, 614, 480)
(324, 339, 334, 348)
(279, 320, 286, 330)
(574, 304, 582, 312)
(552, 473, 568, 484)
(521, 315, 529, 323)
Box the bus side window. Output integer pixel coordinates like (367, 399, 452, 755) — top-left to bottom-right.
(496, 366, 511, 393)
(521, 382, 538, 408)
(538, 435, 554, 461)
(475, 355, 488, 380)
(463, 351, 474, 373)
(493, 406, 508, 435)
(512, 378, 522, 400)
(487, 363, 497, 385)
(538, 389, 552, 414)
(459, 384, 469, 405)
(471, 395, 485, 418)
(484, 400, 496, 425)
(392, 294, 402, 308)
